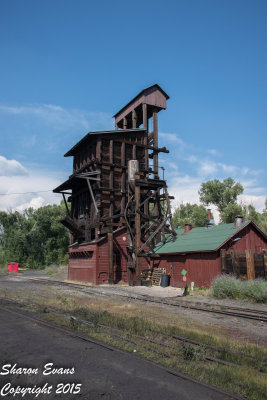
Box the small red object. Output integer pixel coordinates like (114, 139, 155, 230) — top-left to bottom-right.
(8, 262, 19, 273)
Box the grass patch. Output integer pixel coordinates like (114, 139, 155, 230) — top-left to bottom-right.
(190, 286, 210, 297)
(44, 264, 65, 275)
(1, 284, 267, 399)
(42, 308, 267, 400)
(211, 275, 267, 303)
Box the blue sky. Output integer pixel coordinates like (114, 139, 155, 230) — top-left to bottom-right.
(0, 0, 266, 218)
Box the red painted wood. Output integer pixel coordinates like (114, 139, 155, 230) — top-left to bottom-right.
(68, 222, 267, 287)
(153, 224, 267, 288)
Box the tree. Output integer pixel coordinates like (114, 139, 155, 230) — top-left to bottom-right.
(0, 202, 69, 269)
(220, 203, 243, 223)
(255, 199, 267, 234)
(172, 203, 209, 228)
(199, 178, 243, 214)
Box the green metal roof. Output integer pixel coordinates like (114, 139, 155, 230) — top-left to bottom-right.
(153, 221, 250, 254)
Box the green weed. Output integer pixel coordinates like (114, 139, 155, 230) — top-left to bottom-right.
(211, 275, 267, 303)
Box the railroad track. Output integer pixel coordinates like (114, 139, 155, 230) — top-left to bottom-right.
(0, 301, 255, 400)
(14, 276, 267, 323)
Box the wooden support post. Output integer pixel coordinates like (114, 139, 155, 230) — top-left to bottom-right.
(108, 232, 114, 284)
(135, 179, 141, 280)
(69, 233, 74, 245)
(123, 118, 127, 129)
(164, 186, 176, 238)
(96, 138, 101, 160)
(246, 250, 255, 280)
(153, 109, 158, 178)
(142, 103, 148, 131)
(133, 144, 136, 159)
(231, 250, 240, 277)
(109, 140, 114, 219)
(263, 250, 267, 280)
(142, 103, 149, 204)
(132, 109, 137, 128)
(121, 141, 126, 216)
(142, 103, 149, 217)
(62, 194, 70, 217)
(220, 249, 226, 274)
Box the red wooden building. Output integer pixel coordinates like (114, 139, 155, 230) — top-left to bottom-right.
(68, 227, 151, 284)
(152, 216, 267, 287)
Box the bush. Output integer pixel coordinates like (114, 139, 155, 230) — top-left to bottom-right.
(211, 275, 267, 303)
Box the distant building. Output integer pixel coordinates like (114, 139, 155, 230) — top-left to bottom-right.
(151, 216, 267, 287)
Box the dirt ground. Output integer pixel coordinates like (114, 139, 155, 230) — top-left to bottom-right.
(0, 306, 237, 400)
(1, 270, 267, 347)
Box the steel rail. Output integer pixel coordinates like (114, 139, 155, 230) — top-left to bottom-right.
(0, 303, 245, 400)
(1, 295, 266, 376)
(14, 276, 267, 322)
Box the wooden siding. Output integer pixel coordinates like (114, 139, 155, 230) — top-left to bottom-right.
(68, 243, 98, 284)
(152, 253, 221, 287)
(153, 223, 267, 288)
(222, 250, 266, 279)
(114, 85, 168, 127)
(222, 224, 266, 253)
(68, 229, 151, 285)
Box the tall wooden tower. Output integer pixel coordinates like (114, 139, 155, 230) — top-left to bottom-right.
(54, 84, 176, 284)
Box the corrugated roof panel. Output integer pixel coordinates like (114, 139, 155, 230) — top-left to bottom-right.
(153, 221, 249, 254)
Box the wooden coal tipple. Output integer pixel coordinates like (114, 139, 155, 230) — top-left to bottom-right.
(54, 84, 176, 284)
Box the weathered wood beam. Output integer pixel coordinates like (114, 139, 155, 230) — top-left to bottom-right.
(109, 140, 114, 219)
(62, 194, 71, 217)
(231, 250, 240, 277)
(153, 108, 158, 178)
(135, 180, 141, 280)
(132, 109, 137, 128)
(100, 213, 124, 222)
(105, 137, 169, 152)
(246, 250, 255, 280)
(220, 249, 227, 274)
(121, 141, 126, 215)
(263, 250, 267, 279)
(108, 232, 114, 284)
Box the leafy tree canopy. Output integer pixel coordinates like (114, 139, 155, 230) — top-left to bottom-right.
(199, 177, 243, 213)
(172, 203, 209, 228)
(0, 202, 69, 269)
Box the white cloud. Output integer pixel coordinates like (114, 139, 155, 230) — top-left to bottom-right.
(16, 197, 46, 212)
(159, 158, 179, 173)
(199, 161, 218, 176)
(0, 103, 113, 134)
(185, 155, 198, 163)
(168, 172, 266, 223)
(0, 156, 28, 177)
(0, 161, 63, 212)
(239, 195, 266, 212)
(157, 132, 266, 221)
(159, 132, 185, 147)
(207, 149, 221, 157)
(217, 163, 238, 175)
(167, 174, 221, 223)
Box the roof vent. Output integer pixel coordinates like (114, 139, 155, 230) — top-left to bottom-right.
(235, 215, 243, 228)
(184, 223, 192, 234)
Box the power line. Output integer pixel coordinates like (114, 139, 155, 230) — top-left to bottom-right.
(0, 190, 59, 196)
